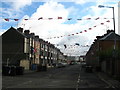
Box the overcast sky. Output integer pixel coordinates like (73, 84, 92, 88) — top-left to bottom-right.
(0, 0, 119, 56)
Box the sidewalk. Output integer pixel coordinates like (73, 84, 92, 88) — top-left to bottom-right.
(24, 70, 35, 74)
(96, 72, 120, 88)
(23, 67, 54, 74)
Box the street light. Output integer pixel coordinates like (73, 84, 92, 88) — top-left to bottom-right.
(98, 5, 116, 50)
(98, 5, 115, 33)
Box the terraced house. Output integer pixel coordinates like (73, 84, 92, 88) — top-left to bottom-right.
(86, 30, 120, 80)
(2, 27, 66, 71)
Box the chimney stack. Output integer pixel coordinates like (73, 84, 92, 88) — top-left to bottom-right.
(30, 33, 35, 37)
(35, 35, 39, 39)
(17, 27, 23, 33)
(24, 30, 30, 35)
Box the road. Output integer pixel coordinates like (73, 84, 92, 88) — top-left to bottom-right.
(2, 64, 108, 89)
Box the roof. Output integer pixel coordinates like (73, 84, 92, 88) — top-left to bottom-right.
(2, 27, 26, 37)
(99, 32, 120, 41)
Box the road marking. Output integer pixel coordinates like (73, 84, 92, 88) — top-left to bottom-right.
(98, 73, 115, 88)
(76, 73, 81, 90)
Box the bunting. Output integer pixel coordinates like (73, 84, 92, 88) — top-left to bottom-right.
(55, 44, 90, 48)
(3, 17, 112, 22)
(46, 20, 110, 39)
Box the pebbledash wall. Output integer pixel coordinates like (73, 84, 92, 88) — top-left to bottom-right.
(118, 1, 120, 35)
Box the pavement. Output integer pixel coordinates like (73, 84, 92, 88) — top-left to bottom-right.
(96, 71, 120, 88)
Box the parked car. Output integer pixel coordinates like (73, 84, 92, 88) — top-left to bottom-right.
(56, 63, 65, 68)
(61, 62, 68, 67)
(85, 65, 93, 73)
(69, 61, 75, 65)
(81, 62, 87, 68)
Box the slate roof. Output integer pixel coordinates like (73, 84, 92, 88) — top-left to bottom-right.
(99, 32, 120, 41)
(2, 27, 26, 37)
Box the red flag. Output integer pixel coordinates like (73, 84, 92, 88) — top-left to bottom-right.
(106, 20, 110, 22)
(89, 28, 92, 30)
(77, 19, 82, 20)
(80, 31, 82, 33)
(24, 19, 28, 20)
(58, 17, 62, 19)
(34, 48, 37, 53)
(14, 19, 19, 21)
(101, 23, 104, 25)
(38, 17, 43, 20)
(95, 17, 99, 20)
(48, 18, 53, 20)
(84, 30, 87, 32)
(87, 18, 91, 20)
(72, 34, 74, 35)
(4, 18, 9, 21)
(68, 18, 72, 20)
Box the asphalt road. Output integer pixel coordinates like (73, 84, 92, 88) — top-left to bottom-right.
(2, 64, 108, 89)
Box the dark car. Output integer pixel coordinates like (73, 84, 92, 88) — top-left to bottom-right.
(56, 63, 65, 68)
(85, 65, 93, 73)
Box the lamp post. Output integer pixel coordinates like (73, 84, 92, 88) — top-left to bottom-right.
(98, 5, 115, 33)
(98, 5, 116, 50)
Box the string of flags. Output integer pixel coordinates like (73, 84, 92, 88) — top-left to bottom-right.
(55, 43, 91, 49)
(3, 17, 112, 22)
(46, 20, 110, 39)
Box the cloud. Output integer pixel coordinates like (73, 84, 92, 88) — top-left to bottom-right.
(18, 1, 119, 56)
(1, 1, 118, 56)
(11, 0, 32, 11)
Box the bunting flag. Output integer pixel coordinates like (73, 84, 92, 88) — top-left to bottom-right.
(58, 17, 62, 19)
(106, 20, 110, 22)
(68, 18, 72, 20)
(14, 19, 19, 21)
(24, 19, 28, 20)
(88, 28, 92, 30)
(38, 17, 43, 20)
(64, 44, 67, 48)
(95, 17, 100, 20)
(84, 30, 87, 32)
(75, 43, 80, 46)
(101, 23, 104, 25)
(77, 19, 82, 20)
(48, 18, 53, 20)
(4, 18, 9, 21)
(87, 18, 91, 20)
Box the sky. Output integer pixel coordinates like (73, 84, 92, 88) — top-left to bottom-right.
(0, 0, 119, 56)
